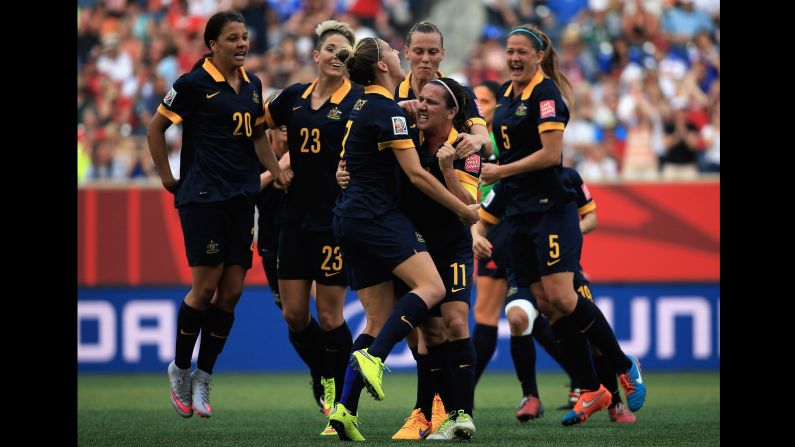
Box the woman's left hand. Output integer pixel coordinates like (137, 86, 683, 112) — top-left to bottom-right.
(454, 133, 483, 159)
(480, 163, 502, 186)
(437, 143, 456, 171)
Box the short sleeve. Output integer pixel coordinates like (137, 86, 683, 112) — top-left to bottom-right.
(157, 75, 198, 124)
(535, 82, 568, 133)
(259, 83, 301, 129)
(479, 180, 505, 223)
(376, 106, 415, 151)
(567, 168, 595, 214)
(463, 86, 487, 129)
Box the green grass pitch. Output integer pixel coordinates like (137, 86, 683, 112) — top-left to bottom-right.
(78, 371, 719, 446)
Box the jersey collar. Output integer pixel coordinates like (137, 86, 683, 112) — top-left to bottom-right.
(503, 68, 544, 100)
(301, 77, 352, 104)
(398, 70, 444, 99)
(364, 84, 394, 100)
(202, 58, 251, 83)
(419, 125, 458, 147)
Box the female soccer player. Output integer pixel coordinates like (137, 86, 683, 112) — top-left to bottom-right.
(257, 20, 360, 435)
(339, 78, 482, 440)
(148, 11, 285, 419)
(479, 24, 646, 426)
(326, 37, 478, 441)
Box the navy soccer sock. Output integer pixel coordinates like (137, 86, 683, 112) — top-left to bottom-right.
(368, 293, 429, 360)
(473, 323, 498, 385)
(197, 304, 234, 374)
(175, 301, 205, 369)
(288, 317, 324, 383)
(449, 338, 476, 416)
(510, 335, 539, 397)
(323, 321, 353, 401)
(550, 316, 600, 391)
(568, 296, 632, 373)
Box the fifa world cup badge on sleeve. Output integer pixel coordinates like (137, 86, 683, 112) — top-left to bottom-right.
(392, 116, 408, 135)
(164, 88, 177, 106)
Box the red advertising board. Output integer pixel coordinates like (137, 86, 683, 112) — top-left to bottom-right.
(78, 182, 719, 285)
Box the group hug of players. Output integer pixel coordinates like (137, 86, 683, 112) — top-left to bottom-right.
(152, 12, 646, 442)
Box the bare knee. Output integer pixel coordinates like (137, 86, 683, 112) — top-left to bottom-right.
(443, 315, 469, 340)
(544, 284, 577, 314)
(421, 318, 447, 345)
(281, 305, 309, 332)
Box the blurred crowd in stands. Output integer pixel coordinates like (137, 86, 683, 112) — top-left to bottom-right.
(77, 0, 719, 183)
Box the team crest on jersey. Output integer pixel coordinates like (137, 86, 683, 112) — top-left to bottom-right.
(581, 183, 591, 200)
(515, 103, 527, 116)
(252, 91, 260, 104)
(206, 240, 220, 255)
(464, 153, 481, 173)
(327, 107, 342, 120)
(164, 87, 177, 106)
(353, 98, 367, 110)
(540, 100, 555, 118)
(392, 116, 408, 135)
(415, 232, 425, 243)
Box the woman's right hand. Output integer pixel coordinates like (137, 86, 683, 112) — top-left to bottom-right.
(162, 177, 178, 194)
(472, 233, 493, 259)
(336, 159, 350, 189)
(458, 203, 480, 226)
(398, 100, 420, 120)
(274, 169, 293, 190)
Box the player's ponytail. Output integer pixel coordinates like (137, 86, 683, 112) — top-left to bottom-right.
(335, 37, 380, 86)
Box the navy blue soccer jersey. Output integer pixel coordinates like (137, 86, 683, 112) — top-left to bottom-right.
(395, 72, 487, 130)
(157, 58, 264, 207)
(401, 127, 481, 249)
(493, 70, 575, 215)
(333, 85, 416, 219)
(258, 78, 362, 231)
(479, 180, 507, 226)
(562, 167, 597, 216)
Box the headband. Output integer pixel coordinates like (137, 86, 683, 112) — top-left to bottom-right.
(371, 37, 380, 60)
(430, 79, 459, 110)
(509, 28, 545, 50)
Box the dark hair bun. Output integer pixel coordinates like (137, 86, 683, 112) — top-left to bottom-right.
(336, 48, 352, 65)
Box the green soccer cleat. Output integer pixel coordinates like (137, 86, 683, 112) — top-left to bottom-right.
(328, 403, 365, 441)
(319, 420, 337, 436)
(321, 377, 335, 416)
(351, 348, 387, 401)
(427, 410, 476, 441)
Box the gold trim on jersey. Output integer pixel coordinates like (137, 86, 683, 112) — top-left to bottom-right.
(538, 122, 565, 133)
(419, 126, 458, 146)
(263, 104, 277, 129)
(157, 104, 183, 124)
(466, 117, 487, 129)
(378, 139, 415, 150)
(578, 200, 596, 216)
(478, 208, 500, 224)
(455, 170, 479, 200)
(300, 77, 352, 104)
(397, 70, 444, 99)
(202, 58, 251, 83)
(503, 69, 545, 100)
(364, 85, 394, 100)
